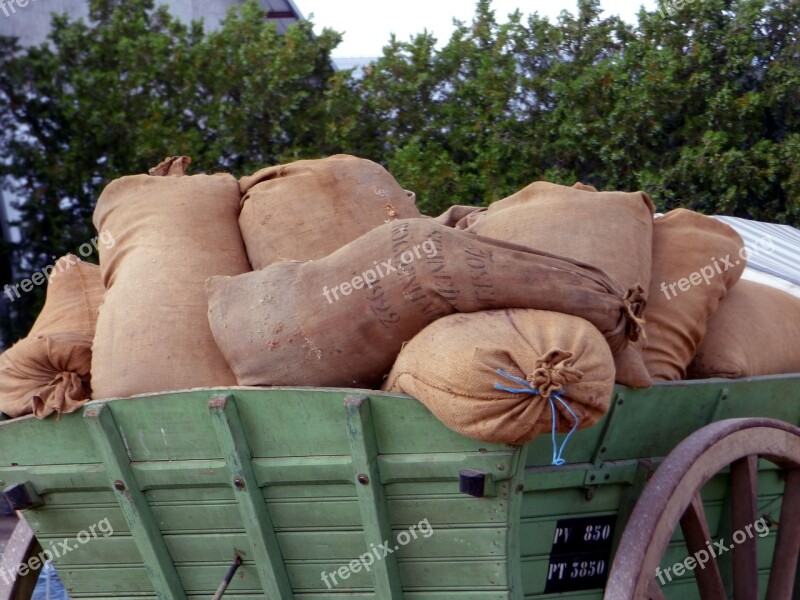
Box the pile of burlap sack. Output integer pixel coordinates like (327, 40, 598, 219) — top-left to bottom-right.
(1, 155, 798, 446)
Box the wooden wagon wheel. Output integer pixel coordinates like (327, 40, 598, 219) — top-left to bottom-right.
(605, 418, 800, 600)
(0, 515, 42, 600)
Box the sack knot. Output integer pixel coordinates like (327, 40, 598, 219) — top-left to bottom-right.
(622, 284, 647, 342)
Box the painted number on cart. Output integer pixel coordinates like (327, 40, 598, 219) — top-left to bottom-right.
(571, 559, 606, 578)
(546, 559, 606, 581)
(544, 515, 616, 594)
(583, 524, 612, 542)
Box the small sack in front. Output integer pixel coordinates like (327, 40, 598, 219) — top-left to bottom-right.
(468, 180, 655, 388)
(0, 255, 103, 418)
(688, 280, 800, 378)
(238, 154, 421, 270)
(0, 333, 93, 418)
(382, 309, 615, 447)
(207, 218, 643, 389)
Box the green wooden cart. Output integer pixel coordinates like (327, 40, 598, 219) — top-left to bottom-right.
(0, 375, 799, 599)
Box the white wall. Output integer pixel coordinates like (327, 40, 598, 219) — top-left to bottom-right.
(0, 0, 303, 46)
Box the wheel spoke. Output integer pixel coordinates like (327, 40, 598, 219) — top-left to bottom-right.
(647, 577, 669, 600)
(680, 491, 727, 600)
(766, 469, 800, 600)
(605, 419, 800, 600)
(730, 455, 759, 599)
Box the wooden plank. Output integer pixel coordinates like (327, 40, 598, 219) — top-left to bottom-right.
(86, 390, 515, 461)
(766, 469, 800, 599)
(0, 452, 517, 496)
(715, 482, 735, 597)
(208, 394, 294, 599)
(708, 387, 730, 424)
(0, 409, 96, 466)
(731, 455, 759, 600)
(365, 393, 511, 455)
(589, 391, 626, 466)
(679, 491, 726, 600)
(388, 495, 509, 526)
(520, 485, 626, 520)
(658, 572, 774, 600)
(83, 403, 186, 600)
(522, 466, 589, 491)
(603, 459, 655, 573)
(25, 485, 511, 535)
(44, 526, 507, 567)
(0, 464, 108, 492)
(56, 559, 508, 594)
(380, 452, 515, 483)
(344, 395, 403, 598)
(2, 377, 800, 469)
(505, 444, 529, 598)
(521, 548, 779, 595)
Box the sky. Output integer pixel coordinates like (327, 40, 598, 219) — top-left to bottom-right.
(297, 0, 661, 59)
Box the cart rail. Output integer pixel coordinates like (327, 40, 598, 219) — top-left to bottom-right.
(0, 375, 798, 599)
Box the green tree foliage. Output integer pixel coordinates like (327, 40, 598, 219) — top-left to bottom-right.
(0, 0, 798, 345)
(350, 0, 799, 218)
(0, 0, 344, 343)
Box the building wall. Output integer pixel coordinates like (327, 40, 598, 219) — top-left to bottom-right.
(0, 0, 303, 46)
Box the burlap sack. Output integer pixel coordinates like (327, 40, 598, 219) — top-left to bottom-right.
(0, 255, 103, 418)
(29, 255, 104, 336)
(207, 218, 644, 388)
(238, 155, 421, 270)
(91, 156, 251, 399)
(433, 205, 486, 229)
(688, 280, 800, 378)
(468, 181, 655, 388)
(643, 209, 746, 380)
(0, 333, 93, 418)
(382, 309, 615, 445)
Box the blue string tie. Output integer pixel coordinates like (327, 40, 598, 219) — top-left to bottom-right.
(494, 368, 579, 466)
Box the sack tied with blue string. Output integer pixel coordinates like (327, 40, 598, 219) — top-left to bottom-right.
(382, 308, 615, 447)
(467, 180, 655, 389)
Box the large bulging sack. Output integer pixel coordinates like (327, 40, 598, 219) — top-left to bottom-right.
(0, 256, 104, 418)
(688, 280, 800, 378)
(91, 156, 251, 399)
(382, 309, 615, 446)
(643, 209, 746, 380)
(207, 219, 644, 388)
(468, 181, 655, 388)
(238, 155, 421, 270)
